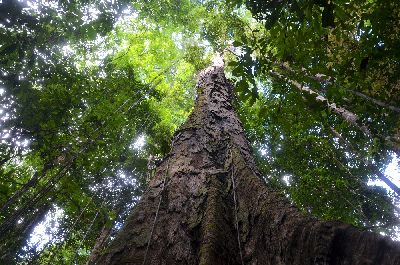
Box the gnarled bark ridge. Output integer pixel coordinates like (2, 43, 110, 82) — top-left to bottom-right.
(93, 65, 400, 265)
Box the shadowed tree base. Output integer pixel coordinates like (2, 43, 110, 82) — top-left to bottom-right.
(93, 65, 400, 265)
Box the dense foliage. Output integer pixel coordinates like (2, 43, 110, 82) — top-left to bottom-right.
(0, 0, 399, 263)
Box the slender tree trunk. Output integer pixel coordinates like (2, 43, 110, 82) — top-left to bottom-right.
(86, 223, 113, 265)
(329, 127, 400, 196)
(269, 70, 371, 136)
(93, 65, 400, 264)
(0, 202, 50, 263)
(279, 61, 400, 114)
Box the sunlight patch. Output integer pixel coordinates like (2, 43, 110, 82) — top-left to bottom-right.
(131, 135, 146, 150)
(385, 153, 400, 187)
(24, 206, 64, 253)
(368, 153, 400, 190)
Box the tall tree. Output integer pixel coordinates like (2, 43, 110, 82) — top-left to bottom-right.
(1, 0, 399, 263)
(93, 61, 400, 264)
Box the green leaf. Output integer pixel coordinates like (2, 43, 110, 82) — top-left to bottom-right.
(232, 40, 243, 47)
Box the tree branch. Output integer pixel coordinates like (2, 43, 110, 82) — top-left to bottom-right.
(279, 62, 400, 113)
(329, 126, 400, 197)
(269, 70, 372, 136)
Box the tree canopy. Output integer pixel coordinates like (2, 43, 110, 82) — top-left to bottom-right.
(0, 0, 399, 263)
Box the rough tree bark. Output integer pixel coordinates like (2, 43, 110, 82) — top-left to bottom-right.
(93, 64, 400, 264)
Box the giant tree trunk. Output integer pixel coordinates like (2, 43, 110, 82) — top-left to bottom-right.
(93, 65, 400, 264)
